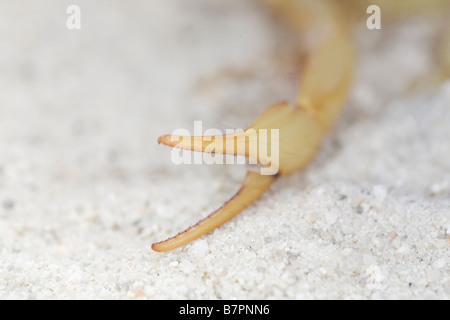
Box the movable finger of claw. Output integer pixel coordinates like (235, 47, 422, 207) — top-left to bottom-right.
(151, 171, 276, 252)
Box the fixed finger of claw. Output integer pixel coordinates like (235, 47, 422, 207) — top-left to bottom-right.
(151, 171, 276, 252)
(158, 130, 257, 158)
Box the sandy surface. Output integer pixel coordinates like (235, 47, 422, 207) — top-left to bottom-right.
(0, 0, 449, 299)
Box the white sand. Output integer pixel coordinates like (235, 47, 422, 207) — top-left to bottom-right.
(0, 0, 449, 299)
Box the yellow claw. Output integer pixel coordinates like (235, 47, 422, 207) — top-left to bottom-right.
(152, 0, 354, 252)
(153, 101, 329, 252)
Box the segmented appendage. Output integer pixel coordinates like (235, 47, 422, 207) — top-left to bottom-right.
(151, 0, 354, 252)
